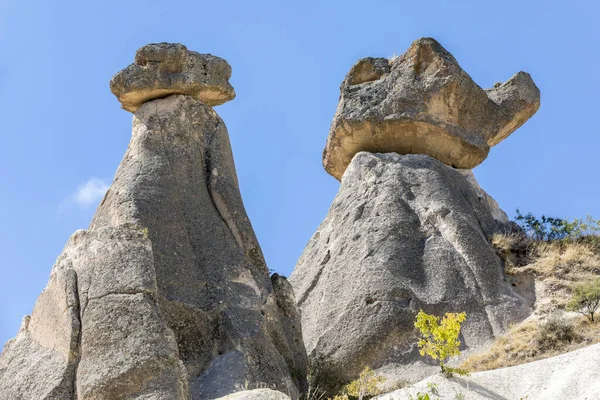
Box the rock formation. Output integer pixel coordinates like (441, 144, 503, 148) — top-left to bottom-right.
(291, 37, 538, 387)
(214, 389, 291, 400)
(458, 170, 511, 226)
(291, 153, 531, 385)
(110, 43, 235, 112)
(0, 43, 307, 400)
(323, 38, 540, 180)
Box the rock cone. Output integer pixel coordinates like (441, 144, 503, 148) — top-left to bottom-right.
(323, 37, 540, 180)
(290, 153, 530, 387)
(0, 43, 307, 400)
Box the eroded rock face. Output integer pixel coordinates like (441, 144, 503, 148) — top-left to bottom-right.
(323, 38, 540, 180)
(213, 389, 291, 400)
(91, 94, 307, 398)
(0, 225, 189, 400)
(458, 170, 511, 226)
(290, 152, 530, 386)
(1, 45, 307, 400)
(111, 43, 236, 112)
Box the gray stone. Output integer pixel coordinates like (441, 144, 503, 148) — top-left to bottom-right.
(212, 389, 291, 400)
(1, 45, 307, 400)
(290, 152, 531, 387)
(0, 266, 79, 400)
(111, 43, 235, 112)
(377, 342, 600, 400)
(458, 170, 510, 226)
(69, 227, 188, 400)
(323, 37, 540, 180)
(0, 226, 188, 400)
(265, 274, 309, 393)
(90, 94, 306, 398)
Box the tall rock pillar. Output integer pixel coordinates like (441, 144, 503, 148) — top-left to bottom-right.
(290, 37, 539, 388)
(0, 43, 307, 400)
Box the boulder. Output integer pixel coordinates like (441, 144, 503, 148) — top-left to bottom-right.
(323, 37, 540, 180)
(110, 42, 235, 112)
(1, 44, 307, 400)
(290, 152, 530, 387)
(213, 389, 291, 400)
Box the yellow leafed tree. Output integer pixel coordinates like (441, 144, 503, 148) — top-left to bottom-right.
(414, 310, 467, 375)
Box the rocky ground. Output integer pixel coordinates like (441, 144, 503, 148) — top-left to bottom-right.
(376, 342, 600, 400)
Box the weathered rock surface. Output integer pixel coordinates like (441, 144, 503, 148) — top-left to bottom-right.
(111, 43, 235, 112)
(459, 170, 510, 226)
(290, 152, 530, 387)
(0, 225, 189, 400)
(377, 342, 600, 400)
(323, 37, 540, 180)
(90, 93, 307, 398)
(0, 269, 80, 400)
(1, 44, 307, 400)
(213, 389, 291, 400)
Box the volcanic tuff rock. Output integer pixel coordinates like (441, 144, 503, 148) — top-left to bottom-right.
(377, 343, 600, 399)
(110, 43, 236, 112)
(213, 389, 291, 400)
(0, 44, 307, 400)
(323, 37, 540, 180)
(290, 153, 531, 386)
(459, 170, 511, 226)
(0, 226, 189, 400)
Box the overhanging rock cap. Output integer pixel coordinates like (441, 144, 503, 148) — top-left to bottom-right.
(110, 42, 235, 113)
(323, 37, 541, 180)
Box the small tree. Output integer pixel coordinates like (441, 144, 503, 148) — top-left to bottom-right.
(567, 279, 600, 322)
(333, 366, 385, 400)
(414, 310, 467, 375)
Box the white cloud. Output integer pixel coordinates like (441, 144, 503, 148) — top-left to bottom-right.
(73, 178, 110, 207)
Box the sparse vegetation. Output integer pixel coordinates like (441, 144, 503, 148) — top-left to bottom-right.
(514, 210, 600, 242)
(426, 381, 439, 395)
(303, 385, 327, 400)
(414, 310, 468, 376)
(494, 215, 600, 314)
(453, 388, 465, 400)
(408, 393, 431, 400)
(566, 279, 600, 322)
(463, 211, 600, 372)
(331, 367, 385, 400)
(462, 311, 600, 372)
(303, 357, 338, 400)
(536, 312, 576, 351)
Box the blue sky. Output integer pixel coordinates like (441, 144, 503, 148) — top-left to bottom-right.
(0, 0, 598, 344)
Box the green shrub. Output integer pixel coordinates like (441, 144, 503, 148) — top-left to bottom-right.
(515, 210, 600, 242)
(536, 312, 576, 351)
(567, 279, 600, 322)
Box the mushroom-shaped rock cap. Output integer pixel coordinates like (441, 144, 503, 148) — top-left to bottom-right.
(323, 37, 540, 180)
(110, 43, 235, 112)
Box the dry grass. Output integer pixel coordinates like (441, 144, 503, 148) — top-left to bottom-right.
(461, 234, 600, 372)
(527, 241, 600, 278)
(461, 316, 600, 372)
(495, 235, 600, 311)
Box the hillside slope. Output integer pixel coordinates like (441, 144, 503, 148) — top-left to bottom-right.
(376, 342, 600, 400)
